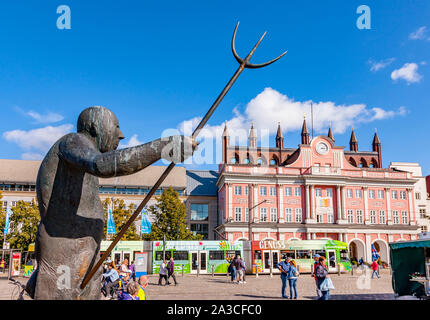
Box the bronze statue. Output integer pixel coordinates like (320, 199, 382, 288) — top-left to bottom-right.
(26, 106, 197, 300)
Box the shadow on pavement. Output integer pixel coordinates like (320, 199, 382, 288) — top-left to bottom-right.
(302, 293, 395, 300)
(234, 294, 282, 299)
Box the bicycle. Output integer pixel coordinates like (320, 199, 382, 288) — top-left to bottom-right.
(9, 278, 27, 300)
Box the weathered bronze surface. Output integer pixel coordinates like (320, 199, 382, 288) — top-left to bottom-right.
(26, 106, 195, 300)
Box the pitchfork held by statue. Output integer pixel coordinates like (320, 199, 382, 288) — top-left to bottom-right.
(80, 22, 287, 289)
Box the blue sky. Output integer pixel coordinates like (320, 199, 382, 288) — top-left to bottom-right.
(0, 1, 429, 173)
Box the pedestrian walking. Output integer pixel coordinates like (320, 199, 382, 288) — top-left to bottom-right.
(371, 260, 380, 279)
(316, 256, 330, 300)
(234, 255, 246, 284)
(167, 257, 178, 285)
(277, 256, 291, 298)
(358, 257, 365, 270)
(312, 253, 322, 298)
(129, 261, 136, 282)
(228, 257, 236, 282)
(158, 260, 168, 286)
(287, 260, 298, 299)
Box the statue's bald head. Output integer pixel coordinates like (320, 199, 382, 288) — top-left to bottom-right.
(77, 106, 124, 152)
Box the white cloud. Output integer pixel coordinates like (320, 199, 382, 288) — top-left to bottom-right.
(409, 26, 429, 40)
(118, 134, 143, 149)
(15, 107, 64, 124)
(369, 58, 395, 72)
(178, 88, 407, 140)
(370, 106, 407, 120)
(3, 124, 74, 155)
(391, 63, 422, 84)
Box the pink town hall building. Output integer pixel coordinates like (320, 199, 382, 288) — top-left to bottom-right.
(215, 119, 420, 264)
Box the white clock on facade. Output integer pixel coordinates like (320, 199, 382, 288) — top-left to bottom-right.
(316, 142, 329, 155)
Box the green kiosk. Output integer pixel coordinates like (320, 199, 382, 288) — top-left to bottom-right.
(390, 239, 430, 299)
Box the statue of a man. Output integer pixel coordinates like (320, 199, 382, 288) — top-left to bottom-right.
(25, 106, 197, 299)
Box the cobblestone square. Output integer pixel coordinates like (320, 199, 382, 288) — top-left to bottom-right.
(0, 268, 407, 300)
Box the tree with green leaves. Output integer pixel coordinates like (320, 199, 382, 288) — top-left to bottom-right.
(144, 187, 202, 241)
(5, 200, 40, 250)
(102, 198, 141, 241)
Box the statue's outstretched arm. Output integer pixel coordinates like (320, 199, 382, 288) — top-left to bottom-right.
(59, 133, 186, 178)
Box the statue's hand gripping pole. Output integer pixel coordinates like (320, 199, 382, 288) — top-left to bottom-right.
(80, 22, 286, 290)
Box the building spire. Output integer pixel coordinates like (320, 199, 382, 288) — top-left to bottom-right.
(222, 121, 230, 163)
(349, 127, 358, 151)
(372, 128, 382, 168)
(248, 122, 257, 148)
(301, 114, 310, 144)
(276, 122, 284, 149)
(327, 123, 334, 142)
(222, 120, 229, 137)
(372, 128, 381, 147)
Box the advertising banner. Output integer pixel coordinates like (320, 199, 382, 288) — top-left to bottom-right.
(11, 252, 21, 277)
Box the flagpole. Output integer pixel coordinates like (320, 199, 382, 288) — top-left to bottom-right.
(1, 207, 9, 270)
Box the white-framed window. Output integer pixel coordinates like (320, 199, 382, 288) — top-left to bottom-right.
(235, 207, 242, 222)
(416, 192, 421, 200)
(421, 226, 428, 233)
(285, 187, 292, 196)
(295, 208, 302, 223)
(295, 187, 301, 197)
(270, 208, 277, 222)
(260, 207, 267, 222)
(315, 188, 322, 197)
(377, 190, 384, 199)
(355, 189, 362, 198)
(369, 190, 375, 199)
(420, 209, 426, 219)
(370, 210, 377, 224)
(326, 189, 333, 198)
(244, 186, 249, 196)
(245, 208, 249, 222)
(317, 213, 323, 223)
(379, 210, 386, 224)
(392, 210, 399, 224)
(234, 186, 242, 195)
(327, 212, 334, 223)
(285, 208, 293, 222)
(347, 189, 353, 198)
(400, 191, 407, 200)
(391, 190, 398, 199)
(260, 186, 267, 196)
(347, 210, 354, 224)
(401, 211, 408, 224)
(356, 210, 363, 224)
(270, 187, 277, 196)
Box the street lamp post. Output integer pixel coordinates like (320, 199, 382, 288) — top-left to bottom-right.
(248, 199, 267, 276)
(248, 199, 268, 242)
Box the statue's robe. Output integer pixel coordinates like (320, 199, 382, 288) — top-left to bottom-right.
(26, 132, 166, 299)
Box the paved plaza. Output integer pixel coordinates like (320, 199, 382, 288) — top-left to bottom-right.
(0, 268, 410, 300)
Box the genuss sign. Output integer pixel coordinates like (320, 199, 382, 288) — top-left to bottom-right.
(259, 240, 295, 250)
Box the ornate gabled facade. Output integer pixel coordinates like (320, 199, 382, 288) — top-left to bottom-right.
(216, 122, 420, 266)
